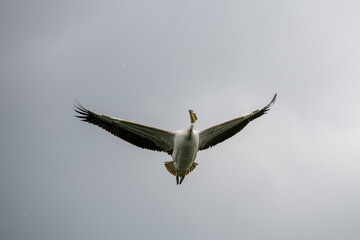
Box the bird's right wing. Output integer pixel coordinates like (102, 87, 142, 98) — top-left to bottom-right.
(198, 94, 277, 151)
(74, 101, 174, 155)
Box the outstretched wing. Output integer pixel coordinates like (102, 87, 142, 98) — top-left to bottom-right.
(74, 101, 174, 155)
(198, 94, 277, 151)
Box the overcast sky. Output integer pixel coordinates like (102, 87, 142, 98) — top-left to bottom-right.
(1, 0, 360, 239)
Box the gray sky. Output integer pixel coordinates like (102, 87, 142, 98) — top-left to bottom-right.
(1, 0, 360, 239)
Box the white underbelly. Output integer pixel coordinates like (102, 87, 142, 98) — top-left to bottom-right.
(172, 130, 199, 171)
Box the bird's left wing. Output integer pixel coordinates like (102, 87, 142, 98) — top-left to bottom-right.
(74, 101, 174, 155)
(198, 94, 277, 151)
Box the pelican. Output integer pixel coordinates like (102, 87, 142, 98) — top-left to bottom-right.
(74, 93, 277, 185)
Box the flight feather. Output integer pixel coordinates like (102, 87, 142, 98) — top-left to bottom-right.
(198, 93, 277, 151)
(74, 100, 174, 154)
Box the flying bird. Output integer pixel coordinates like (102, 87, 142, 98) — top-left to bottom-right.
(74, 93, 277, 185)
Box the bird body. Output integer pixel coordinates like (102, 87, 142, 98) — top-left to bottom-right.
(172, 128, 199, 184)
(74, 94, 277, 184)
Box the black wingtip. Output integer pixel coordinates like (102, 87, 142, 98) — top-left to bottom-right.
(270, 93, 277, 105)
(266, 93, 277, 109)
(259, 93, 277, 116)
(73, 99, 90, 120)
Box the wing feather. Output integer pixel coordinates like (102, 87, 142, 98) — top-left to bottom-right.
(74, 100, 174, 154)
(198, 94, 277, 151)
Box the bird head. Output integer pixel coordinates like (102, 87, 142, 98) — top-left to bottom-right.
(189, 110, 198, 124)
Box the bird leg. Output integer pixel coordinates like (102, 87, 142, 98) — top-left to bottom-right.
(179, 175, 185, 184)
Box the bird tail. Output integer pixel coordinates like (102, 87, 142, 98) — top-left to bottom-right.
(164, 161, 198, 176)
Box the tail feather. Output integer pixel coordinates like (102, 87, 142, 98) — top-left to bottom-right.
(164, 161, 198, 176)
(164, 161, 177, 176)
